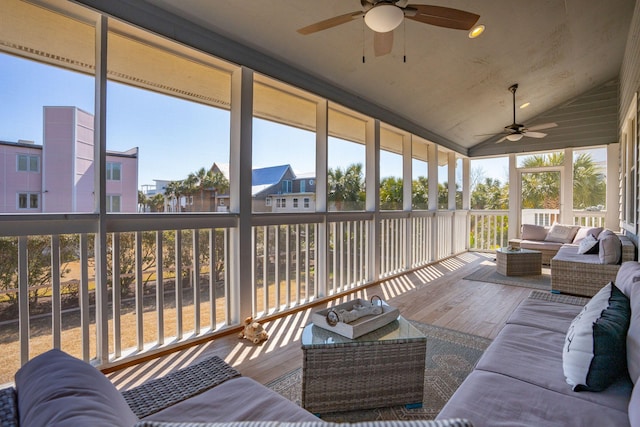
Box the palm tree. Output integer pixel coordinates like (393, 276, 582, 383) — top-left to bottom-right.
(380, 176, 403, 210)
(164, 180, 181, 212)
(412, 176, 428, 209)
(210, 171, 229, 212)
(328, 163, 364, 210)
(573, 153, 606, 209)
(138, 190, 149, 212)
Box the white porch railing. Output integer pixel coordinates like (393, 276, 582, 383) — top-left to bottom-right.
(13, 207, 614, 383)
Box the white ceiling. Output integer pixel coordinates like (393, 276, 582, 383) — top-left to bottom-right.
(140, 0, 635, 155)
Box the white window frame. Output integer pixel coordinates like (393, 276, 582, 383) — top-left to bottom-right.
(17, 192, 40, 210)
(106, 162, 122, 181)
(293, 197, 298, 208)
(304, 197, 310, 208)
(17, 154, 40, 172)
(265, 197, 272, 206)
(107, 194, 121, 212)
(621, 92, 638, 233)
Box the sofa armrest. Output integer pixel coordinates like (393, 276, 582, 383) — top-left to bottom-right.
(528, 289, 590, 306)
(0, 387, 18, 427)
(620, 234, 636, 262)
(122, 355, 241, 419)
(134, 420, 475, 427)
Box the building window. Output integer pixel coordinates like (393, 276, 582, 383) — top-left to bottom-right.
(299, 180, 306, 193)
(304, 198, 310, 208)
(265, 197, 272, 206)
(282, 180, 292, 193)
(622, 94, 638, 231)
(106, 162, 122, 181)
(107, 195, 121, 212)
(17, 154, 40, 172)
(293, 198, 298, 208)
(17, 192, 39, 209)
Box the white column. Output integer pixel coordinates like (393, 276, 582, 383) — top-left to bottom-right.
(366, 120, 380, 282)
(230, 66, 253, 323)
(403, 134, 412, 269)
(508, 154, 519, 240)
(315, 100, 328, 297)
(561, 148, 574, 225)
(448, 152, 456, 210)
(606, 143, 621, 230)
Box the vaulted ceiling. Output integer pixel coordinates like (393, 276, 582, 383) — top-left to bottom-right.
(86, 0, 636, 157)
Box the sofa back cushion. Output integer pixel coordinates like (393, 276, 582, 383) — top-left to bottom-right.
(15, 349, 138, 427)
(573, 226, 603, 244)
(598, 230, 622, 265)
(545, 223, 580, 243)
(521, 224, 548, 241)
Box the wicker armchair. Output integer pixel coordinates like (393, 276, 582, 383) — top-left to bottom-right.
(550, 235, 636, 297)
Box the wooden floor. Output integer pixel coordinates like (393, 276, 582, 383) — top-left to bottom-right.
(107, 251, 532, 390)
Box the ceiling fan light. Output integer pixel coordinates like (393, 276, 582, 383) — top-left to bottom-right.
(468, 24, 485, 39)
(364, 4, 404, 33)
(506, 133, 524, 142)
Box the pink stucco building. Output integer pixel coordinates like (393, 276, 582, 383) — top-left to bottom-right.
(0, 106, 138, 213)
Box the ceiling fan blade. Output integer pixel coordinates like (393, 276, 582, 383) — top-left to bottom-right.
(406, 5, 480, 30)
(374, 31, 394, 56)
(297, 11, 364, 35)
(524, 131, 547, 138)
(495, 136, 508, 144)
(526, 122, 558, 132)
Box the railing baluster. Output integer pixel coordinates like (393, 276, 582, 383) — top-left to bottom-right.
(134, 231, 143, 351)
(209, 228, 216, 330)
(112, 233, 121, 358)
(51, 235, 61, 349)
(175, 230, 183, 340)
(18, 236, 29, 366)
(80, 234, 90, 360)
(156, 231, 164, 345)
(193, 230, 200, 334)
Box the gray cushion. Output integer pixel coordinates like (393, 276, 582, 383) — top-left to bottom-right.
(15, 349, 139, 427)
(562, 283, 631, 391)
(599, 231, 622, 264)
(630, 380, 640, 427)
(545, 223, 580, 243)
(521, 224, 548, 240)
(573, 226, 603, 244)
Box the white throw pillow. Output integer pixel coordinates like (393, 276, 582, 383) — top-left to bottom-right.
(577, 234, 598, 254)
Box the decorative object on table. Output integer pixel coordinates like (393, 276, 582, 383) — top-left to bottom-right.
(311, 295, 399, 339)
(238, 316, 269, 344)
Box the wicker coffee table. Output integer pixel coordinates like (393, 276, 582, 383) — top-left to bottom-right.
(300, 316, 427, 413)
(496, 247, 542, 276)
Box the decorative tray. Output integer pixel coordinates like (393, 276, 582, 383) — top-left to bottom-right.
(310, 296, 399, 339)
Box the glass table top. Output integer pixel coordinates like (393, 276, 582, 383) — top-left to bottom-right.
(301, 315, 426, 348)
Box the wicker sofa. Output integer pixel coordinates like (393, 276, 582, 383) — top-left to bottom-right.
(508, 224, 636, 296)
(0, 347, 473, 427)
(437, 262, 640, 426)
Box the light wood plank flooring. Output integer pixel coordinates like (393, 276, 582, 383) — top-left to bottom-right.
(107, 252, 532, 390)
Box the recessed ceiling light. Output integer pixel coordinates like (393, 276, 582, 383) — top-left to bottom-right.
(520, 102, 531, 109)
(468, 25, 485, 39)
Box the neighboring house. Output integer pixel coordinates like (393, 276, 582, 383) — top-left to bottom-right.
(0, 106, 138, 213)
(142, 163, 316, 213)
(253, 165, 316, 213)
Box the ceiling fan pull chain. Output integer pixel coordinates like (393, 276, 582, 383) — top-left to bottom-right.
(362, 18, 366, 63)
(403, 19, 406, 63)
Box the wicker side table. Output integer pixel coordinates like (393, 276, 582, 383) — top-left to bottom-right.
(496, 247, 542, 276)
(300, 316, 427, 413)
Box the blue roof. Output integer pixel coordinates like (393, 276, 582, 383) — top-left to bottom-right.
(252, 165, 290, 186)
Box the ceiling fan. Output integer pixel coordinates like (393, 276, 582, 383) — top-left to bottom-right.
(297, 0, 480, 56)
(495, 84, 558, 143)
